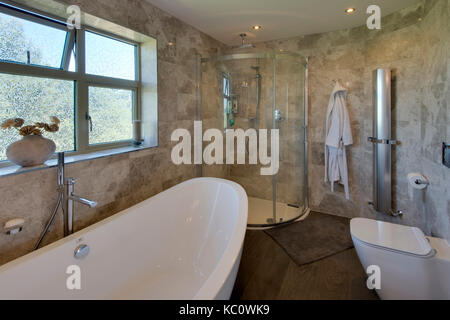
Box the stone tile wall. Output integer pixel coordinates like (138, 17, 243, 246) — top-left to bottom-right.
(253, 0, 449, 239)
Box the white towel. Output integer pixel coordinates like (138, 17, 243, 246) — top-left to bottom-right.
(324, 82, 353, 200)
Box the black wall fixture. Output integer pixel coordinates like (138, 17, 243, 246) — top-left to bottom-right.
(443, 143, 450, 169)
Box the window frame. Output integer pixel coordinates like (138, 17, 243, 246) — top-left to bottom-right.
(0, 2, 142, 163)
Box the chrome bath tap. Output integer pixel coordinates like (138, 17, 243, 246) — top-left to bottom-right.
(35, 153, 97, 249)
(63, 178, 97, 236)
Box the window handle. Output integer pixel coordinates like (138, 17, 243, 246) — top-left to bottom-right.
(86, 113, 93, 132)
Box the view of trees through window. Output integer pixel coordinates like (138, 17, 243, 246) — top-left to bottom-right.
(89, 87, 133, 145)
(0, 73, 75, 160)
(0, 12, 136, 161)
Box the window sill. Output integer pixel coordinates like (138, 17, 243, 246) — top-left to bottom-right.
(0, 145, 153, 178)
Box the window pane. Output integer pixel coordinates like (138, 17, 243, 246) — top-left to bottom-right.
(68, 49, 76, 72)
(0, 12, 68, 69)
(88, 87, 133, 145)
(0, 74, 75, 161)
(86, 31, 136, 80)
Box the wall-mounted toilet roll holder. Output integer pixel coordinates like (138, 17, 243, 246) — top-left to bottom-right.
(413, 178, 429, 186)
(407, 173, 430, 188)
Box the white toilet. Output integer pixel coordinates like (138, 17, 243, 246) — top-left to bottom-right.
(351, 218, 450, 300)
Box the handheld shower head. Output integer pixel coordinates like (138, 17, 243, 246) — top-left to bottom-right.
(251, 66, 261, 79)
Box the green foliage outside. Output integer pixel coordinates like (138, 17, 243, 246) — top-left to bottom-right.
(89, 87, 132, 145)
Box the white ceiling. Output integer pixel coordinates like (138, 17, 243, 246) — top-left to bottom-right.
(146, 0, 422, 45)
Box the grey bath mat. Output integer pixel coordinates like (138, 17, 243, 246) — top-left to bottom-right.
(265, 212, 353, 266)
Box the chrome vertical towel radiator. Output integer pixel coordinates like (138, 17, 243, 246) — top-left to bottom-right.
(368, 69, 402, 216)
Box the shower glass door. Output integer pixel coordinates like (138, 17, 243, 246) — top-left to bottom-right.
(271, 53, 307, 224)
(201, 52, 308, 228)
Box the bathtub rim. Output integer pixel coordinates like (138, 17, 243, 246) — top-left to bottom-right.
(192, 178, 248, 300)
(0, 177, 248, 300)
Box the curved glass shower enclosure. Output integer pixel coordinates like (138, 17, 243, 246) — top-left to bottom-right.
(201, 51, 308, 228)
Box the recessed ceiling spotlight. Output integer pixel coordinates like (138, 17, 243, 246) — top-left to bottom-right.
(253, 25, 262, 30)
(345, 8, 356, 14)
(168, 41, 174, 46)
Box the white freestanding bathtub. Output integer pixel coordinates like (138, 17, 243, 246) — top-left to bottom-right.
(0, 178, 248, 300)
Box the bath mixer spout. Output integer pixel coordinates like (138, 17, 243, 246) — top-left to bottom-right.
(35, 153, 98, 249)
(64, 178, 97, 236)
(69, 194, 98, 208)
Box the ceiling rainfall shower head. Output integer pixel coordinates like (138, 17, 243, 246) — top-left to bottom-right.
(233, 33, 255, 49)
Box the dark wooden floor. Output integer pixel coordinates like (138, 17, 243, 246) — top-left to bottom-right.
(231, 230, 379, 300)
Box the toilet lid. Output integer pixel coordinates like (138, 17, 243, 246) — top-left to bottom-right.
(350, 218, 433, 256)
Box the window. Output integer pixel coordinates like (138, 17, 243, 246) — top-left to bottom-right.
(88, 86, 134, 145)
(0, 11, 68, 69)
(223, 74, 232, 129)
(86, 31, 136, 81)
(0, 74, 75, 159)
(0, 3, 141, 162)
